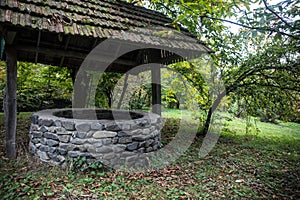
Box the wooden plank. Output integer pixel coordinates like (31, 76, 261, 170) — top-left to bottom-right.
(4, 46, 17, 159)
(151, 65, 161, 115)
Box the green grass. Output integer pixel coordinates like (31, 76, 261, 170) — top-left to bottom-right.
(222, 112, 300, 139)
(162, 108, 195, 119)
(0, 110, 299, 199)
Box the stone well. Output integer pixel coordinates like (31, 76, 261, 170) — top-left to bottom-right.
(29, 108, 162, 168)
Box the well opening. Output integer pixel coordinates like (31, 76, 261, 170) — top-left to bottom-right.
(53, 109, 144, 120)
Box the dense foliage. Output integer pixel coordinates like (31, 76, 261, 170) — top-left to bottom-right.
(144, 0, 300, 130)
(0, 62, 72, 112)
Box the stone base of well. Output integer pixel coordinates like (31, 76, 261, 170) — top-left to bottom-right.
(29, 109, 162, 169)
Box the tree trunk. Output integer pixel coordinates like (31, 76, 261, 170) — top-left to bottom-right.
(4, 47, 17, 159)
(197, 91, 226, 138)
(201, 107, 213, 137)
(107, 93, 112, 108)
(176, 99, 180, 109)
(117, 73, 129, 109)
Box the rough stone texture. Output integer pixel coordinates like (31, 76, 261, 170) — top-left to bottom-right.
(132, 135, 151, 141)
(40, 119, 54, 127)
(30, 115, 39, 124)
(31, 131, 43, 138)
(56, 127, 67, 134)
(86, 131, 95, 138)
(62, 121, 75, 131)
(54, 120, 62, 127)
(30, 108, 162, 169)
(113, 145, 127, 153)
(118, 137, 132, 144)
(46, 139, 59, 147)
(87, 138, 101, 144)
(103, 153, 115, 160)
(30, 124, 39, 131)
(117, 131, 130, 137)
(126, 155, 138, 163)
(59, 143, 76, 151)
(39, 144, 50, 152)
(75, 123, 91, 132)
(93, 131, 117, 139)
(44, 132, 59, 140)
(68, 151, 81, 157)
(37, 150, 49, 160)
(31, 137, 41, 144)
(102, 138, 112, 145)
(91, 123, 103, 130)
(126, 142, 139, 151)
(39, 126, 48, 133)
(70, 138, 86, 145)
(96, 146, 113, 153)
(40, 138, 47, 145)
(105, 123, 122, 131)
(57, 147, 67, 155)
(29, 142, 36, 153)
(58, 135, 71, 143)
(47, 127, 57, 133)
(76, 132, 87, 139)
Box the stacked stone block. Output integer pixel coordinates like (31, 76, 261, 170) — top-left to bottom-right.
(29, 109, 162, 169)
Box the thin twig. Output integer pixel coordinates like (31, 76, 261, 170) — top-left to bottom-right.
(262, 0, 293, 29)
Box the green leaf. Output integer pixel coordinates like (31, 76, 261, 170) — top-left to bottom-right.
(252, 30, 258, 37)
(173, 14, 187, 25)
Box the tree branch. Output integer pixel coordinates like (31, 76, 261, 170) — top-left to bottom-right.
(199, 15, 297, 39)
(262, 0, 293, 29)
(176, 2, 298, 39)
(153, 2, 182, 19)
(240, 83, 300, 92)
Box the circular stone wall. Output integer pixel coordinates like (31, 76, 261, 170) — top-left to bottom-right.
(29, 108, 162, 169)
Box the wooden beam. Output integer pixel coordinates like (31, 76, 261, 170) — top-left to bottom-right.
(15, 45, 87, 59)
(151, 65, 162, 115)
(15, 45, 138, 67)
(4, 46, 17, 159)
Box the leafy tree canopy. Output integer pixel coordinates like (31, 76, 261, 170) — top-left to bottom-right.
(128, 0, 300, 133)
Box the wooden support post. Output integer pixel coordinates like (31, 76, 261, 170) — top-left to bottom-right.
(151, 65, 161, 115)
(4, 47, 17, 159)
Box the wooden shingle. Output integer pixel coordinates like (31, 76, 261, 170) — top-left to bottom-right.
(0, 0, 212, 71)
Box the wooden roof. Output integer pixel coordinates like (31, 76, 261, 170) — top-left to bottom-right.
(0, 0, 212, 73)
